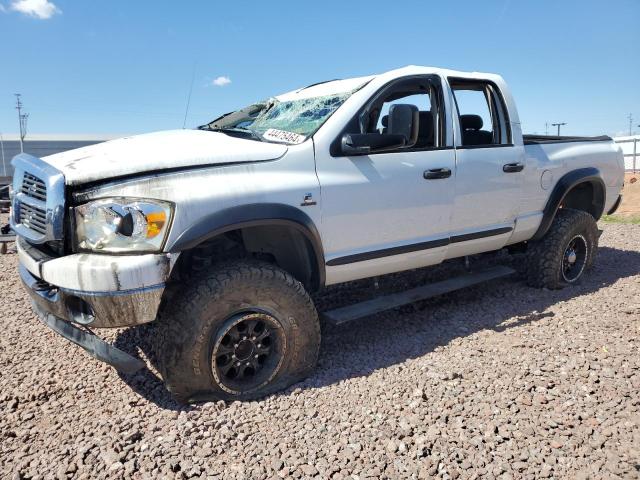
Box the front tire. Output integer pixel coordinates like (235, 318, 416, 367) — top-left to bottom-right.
(525, 208, 599, 289)
(155, 261, 320, 403)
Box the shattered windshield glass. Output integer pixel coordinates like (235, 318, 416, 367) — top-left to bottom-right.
(200, 91, 353, 144)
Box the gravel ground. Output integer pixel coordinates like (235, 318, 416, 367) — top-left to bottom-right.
(1, 223, 639, 480)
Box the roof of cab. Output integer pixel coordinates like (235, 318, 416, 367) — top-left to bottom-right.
(276, 65, 505, 101)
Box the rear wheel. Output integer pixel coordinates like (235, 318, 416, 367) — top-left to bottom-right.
(155, 261, 320, 403)
(525, 208, 598, 289)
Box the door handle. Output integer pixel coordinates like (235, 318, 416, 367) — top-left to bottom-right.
(503, 162, 524, 173)
(423, 168, 452, 179)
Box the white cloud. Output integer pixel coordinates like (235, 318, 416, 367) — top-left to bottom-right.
(10, 0, 61, 19)
(212, 76, 231, 87)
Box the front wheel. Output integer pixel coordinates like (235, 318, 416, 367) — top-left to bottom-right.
(525, 208, 599, 289)
(154, 261, 320, 403)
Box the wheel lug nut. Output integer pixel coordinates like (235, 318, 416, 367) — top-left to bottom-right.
(257, 344, 261, 348)
(245, 362, 250, 366)
(234, 344, 238, 348)
(254, 354, 259, 358)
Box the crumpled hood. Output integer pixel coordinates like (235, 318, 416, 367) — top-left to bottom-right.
(41, 129, 288, 186)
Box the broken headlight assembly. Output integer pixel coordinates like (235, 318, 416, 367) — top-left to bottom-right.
(74, 198, 173, 253)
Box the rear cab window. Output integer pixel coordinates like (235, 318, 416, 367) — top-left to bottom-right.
(449, 78, 511, 147)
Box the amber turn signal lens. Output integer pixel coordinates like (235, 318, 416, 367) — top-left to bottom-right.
(146, 211, 167, 238)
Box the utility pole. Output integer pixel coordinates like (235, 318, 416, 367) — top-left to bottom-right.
(15, 94, 29, 153)
(628, 113, 633, 136)
(0, 132, 5, 177)
(551, 122, 566, 136)
(545, 122, 549, 135)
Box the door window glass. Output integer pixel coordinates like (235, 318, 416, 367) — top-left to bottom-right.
(361, 79, 439, 151)
(451, 81, 511, 146)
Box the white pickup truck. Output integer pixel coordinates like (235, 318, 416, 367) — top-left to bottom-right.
(11, 66, 624, 402)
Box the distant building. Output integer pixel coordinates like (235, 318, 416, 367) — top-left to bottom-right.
(0, 134, 123, 179)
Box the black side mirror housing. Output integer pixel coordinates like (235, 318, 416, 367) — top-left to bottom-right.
(341, 134, 372, 155)
(340, 103, 420, 155)
(387, 104, 419, 147)
(341, 133, 407, 156)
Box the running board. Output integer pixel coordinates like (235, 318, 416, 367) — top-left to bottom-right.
(321, 265, 516, 326)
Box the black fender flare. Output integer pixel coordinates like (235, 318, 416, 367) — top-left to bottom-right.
(167, 203, 326, 288)
(531, 167, 605, 241)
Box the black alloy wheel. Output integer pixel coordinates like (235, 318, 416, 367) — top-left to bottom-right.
(561, 234, 588, 283)
(211, 311, 286, 394)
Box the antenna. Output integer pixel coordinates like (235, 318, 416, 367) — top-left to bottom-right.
(551, 122, 566, 136)
(182, 63, 197, 129)
(15, 94, 29, 153)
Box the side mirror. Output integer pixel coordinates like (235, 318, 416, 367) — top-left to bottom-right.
(387, 104, 419, 147)
(340, 103, 421, 155)
(341, 133, 371, 155)
(341, 133, 407, 155)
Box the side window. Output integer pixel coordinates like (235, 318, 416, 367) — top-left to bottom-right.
(358, 78, 440, 151)
(375, 94, 432, 132)
(451, 81, 510, 147)
(330, 76, 447, 156)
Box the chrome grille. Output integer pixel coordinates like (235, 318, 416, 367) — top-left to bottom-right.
(21, 172, 47, 201)
(11, 154, 66, 245)
(18, 202, 47, 235)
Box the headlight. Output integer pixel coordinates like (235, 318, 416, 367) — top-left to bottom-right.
(75, 198, 173, 252)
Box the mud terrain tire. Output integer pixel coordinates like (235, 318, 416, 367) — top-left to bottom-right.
(155, 261, 320, 403)
(526, 208, 598, 289)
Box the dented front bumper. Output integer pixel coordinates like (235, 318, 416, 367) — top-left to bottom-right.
(17, 237, 178, 328)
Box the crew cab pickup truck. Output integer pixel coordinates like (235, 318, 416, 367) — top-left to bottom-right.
(11, 66, 624, 402)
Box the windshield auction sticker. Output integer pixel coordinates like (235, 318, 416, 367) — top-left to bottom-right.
(263, 128, 305, 144)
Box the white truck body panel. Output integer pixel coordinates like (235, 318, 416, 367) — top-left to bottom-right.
(315, 146, 456, 284)
(42, 129, 288, 186)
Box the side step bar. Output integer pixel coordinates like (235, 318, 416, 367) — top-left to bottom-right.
(322, 265, 516, 326)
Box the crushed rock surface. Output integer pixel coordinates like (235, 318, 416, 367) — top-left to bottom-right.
(1, 223, 639, 479)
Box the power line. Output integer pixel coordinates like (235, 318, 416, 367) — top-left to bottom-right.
(551, 122, 566, 136)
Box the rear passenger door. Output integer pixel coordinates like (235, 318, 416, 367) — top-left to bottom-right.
(446, 78, 524, 258)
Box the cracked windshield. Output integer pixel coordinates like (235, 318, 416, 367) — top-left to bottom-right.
(203, 91, 353, 144)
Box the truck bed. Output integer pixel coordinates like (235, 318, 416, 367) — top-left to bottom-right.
(523, 134, 612, 145)
(522, 133, 623, 218)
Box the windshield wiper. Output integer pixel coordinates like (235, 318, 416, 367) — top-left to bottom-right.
(202, 126, 263, 142)
(233, 126, 264, 142)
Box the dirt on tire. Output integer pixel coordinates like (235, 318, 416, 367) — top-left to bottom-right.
(525, 208, 598, 289)
(153, 260, 321, 403)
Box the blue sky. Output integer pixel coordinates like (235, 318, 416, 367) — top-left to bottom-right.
(0, 0, 638, 137)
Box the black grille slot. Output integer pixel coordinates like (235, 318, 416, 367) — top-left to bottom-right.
(21, 173, 47, 201)
(19, 203, 47, 235)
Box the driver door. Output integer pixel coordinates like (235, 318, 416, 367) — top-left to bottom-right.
(314, 76, 456, 285)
